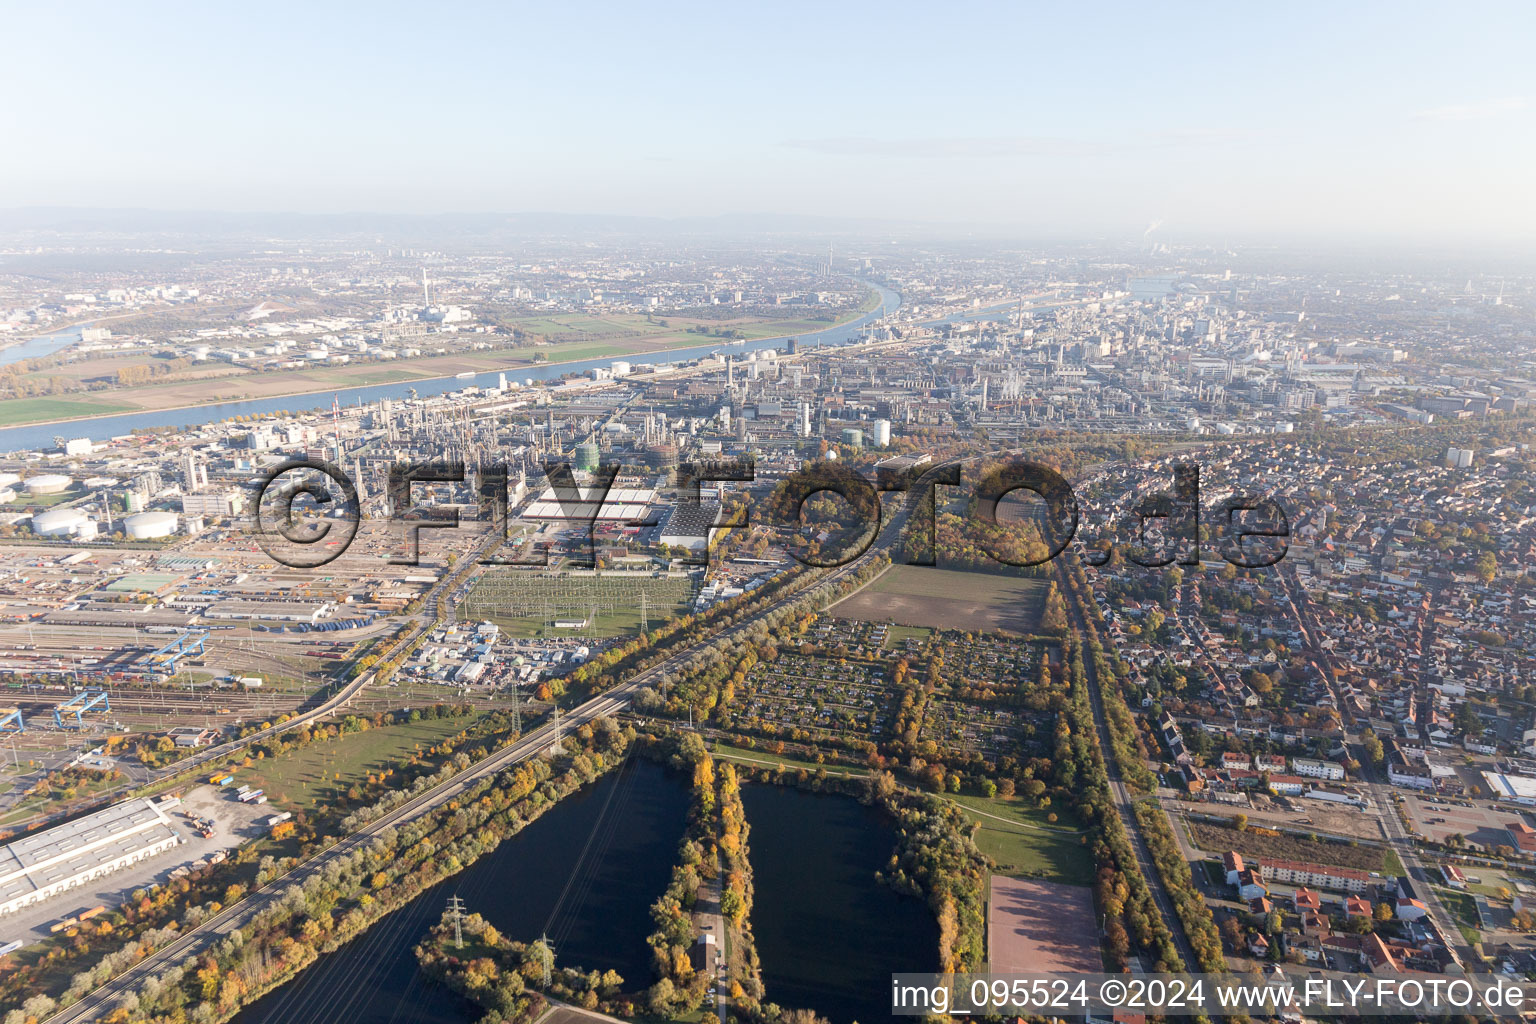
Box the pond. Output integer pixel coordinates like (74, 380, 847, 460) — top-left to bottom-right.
(742, 783, 939, 1024)
(231, 756, 689, 1024)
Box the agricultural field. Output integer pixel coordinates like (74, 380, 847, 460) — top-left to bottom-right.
(0, 396, 136, 426)
(829, 565, 1047, 634)
(460, 570, 697, 638)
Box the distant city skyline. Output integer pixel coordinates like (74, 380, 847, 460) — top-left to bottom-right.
(5, 1, 1535, 243)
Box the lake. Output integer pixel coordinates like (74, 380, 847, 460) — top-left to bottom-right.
(230, 756, 689, 1024)
(742, 784, 938, 1024)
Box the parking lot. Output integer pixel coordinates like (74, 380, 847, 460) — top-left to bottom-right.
(1401, 792, 1532, 850)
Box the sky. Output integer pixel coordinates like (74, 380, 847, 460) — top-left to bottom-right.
(3, 1, 1535, 243)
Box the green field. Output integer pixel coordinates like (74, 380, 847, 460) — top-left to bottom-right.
(0, 396, 136, 426)
(949, 792, 1092, 885)
(462, 571, 697, 638)
(884, 624, 933, 646)
(1434, 886, 1483, 944)
(711, 741, 868, 778)
(241, 715, 481, 811)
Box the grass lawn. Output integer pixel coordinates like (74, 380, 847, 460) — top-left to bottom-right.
(1434, 887, 1481, 944)
(0, 772, 124, 825)
(0, 396, 136, 426)
(884, 624, 933, 647)
(241, 714, 482, 812)
(711, 741, 1090, 884)
(948, 792, 1092, 885)
(710, 741, 866, 779)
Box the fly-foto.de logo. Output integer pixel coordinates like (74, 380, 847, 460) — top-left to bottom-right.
(249, 457, 1289, 572)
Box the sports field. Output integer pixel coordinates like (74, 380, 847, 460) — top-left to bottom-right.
(461, 571, 696, 637)
(830, 565, 1046, 634)
(987, 877, 1101, 973)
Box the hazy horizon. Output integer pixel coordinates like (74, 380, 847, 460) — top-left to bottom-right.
(5, 1, 1535, 245)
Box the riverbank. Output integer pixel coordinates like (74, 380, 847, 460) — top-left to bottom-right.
(0, 283, 900, 450)
(0, 293, 883, 431)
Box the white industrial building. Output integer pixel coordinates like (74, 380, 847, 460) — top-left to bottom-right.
(0, 798, 183, 915)
(204, 599, 334, 623)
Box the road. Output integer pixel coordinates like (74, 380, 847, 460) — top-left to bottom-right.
(692, 867, 727, 1024)
(1058, 561, 1202, 972)
(43, 536, 888, 1023)
(1275, 565, 1470, 966)
(43, 444, 1041, 1022)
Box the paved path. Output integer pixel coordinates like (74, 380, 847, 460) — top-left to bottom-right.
(692, 864, 727, 1023)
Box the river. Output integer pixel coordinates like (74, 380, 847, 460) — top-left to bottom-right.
(229, 756, 689, 1024)
(742, 784, 938, 1024)
(0, 326, 89, 368)
(0, 284, 901, 452)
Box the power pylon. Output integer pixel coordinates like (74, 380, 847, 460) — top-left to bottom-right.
(447, 894, 466, 949)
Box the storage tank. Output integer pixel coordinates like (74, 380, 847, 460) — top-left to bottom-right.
(124, 510, 179, 540)
(840, 428, 863, 448)
(26, 474, 72, 495)
(871, 419, 892, 447)
(0, 473, 19, 489)
(574, 441, 600, 472)
(31, 508, 89, 537)
(610, 360, 631, 377)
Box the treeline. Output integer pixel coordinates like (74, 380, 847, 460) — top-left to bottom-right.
(1060, 562, 1227, 973)
(621, 555, 890, 721)
(46, 720, 632, 1024)
(1057, 633, 1183, 972)
(559, 554, 860, 701)
(417, 913, 618, 1024)
(867, 770, 989, 972)
(0, 704, 505, 1014)
(643, 734, 718, 1018)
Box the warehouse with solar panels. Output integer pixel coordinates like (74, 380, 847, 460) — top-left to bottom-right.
(0, 797, 183, 915)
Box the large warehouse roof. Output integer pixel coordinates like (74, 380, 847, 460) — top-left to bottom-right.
(0, 798, 180, 911)
(523, 486, 655, 522)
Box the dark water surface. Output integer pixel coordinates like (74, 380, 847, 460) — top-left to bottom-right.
(742, 784, 938, 1024)
(231, 757, 689, 1024)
